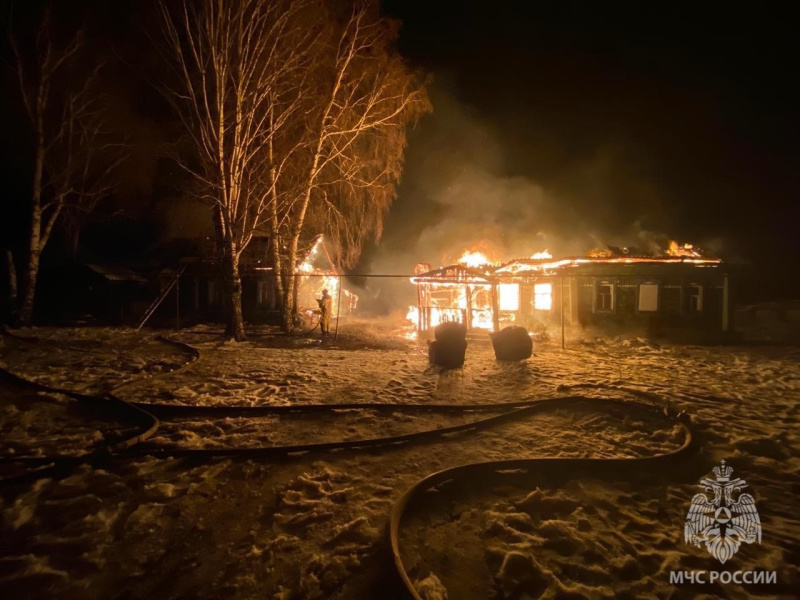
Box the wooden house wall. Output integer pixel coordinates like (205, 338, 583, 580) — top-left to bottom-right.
(420, 264, 731, 342)
(566, 267, 729, 340)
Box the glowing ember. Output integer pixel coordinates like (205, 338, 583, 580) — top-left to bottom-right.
(529, 250, 553, 260)
(458, 250, 492, 268)
(405, 285, 495, 333)
(406, 305, 463, 331)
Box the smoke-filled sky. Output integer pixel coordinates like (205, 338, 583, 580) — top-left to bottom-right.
(362, 1, 800, 276)
(367, 88, 695, 271)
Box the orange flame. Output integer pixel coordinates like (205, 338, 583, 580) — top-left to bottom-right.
(666, 241, 702, 258)
(297, 235, 324, 273)
(589, 247, 613, 258)
(458, 250, 492, 268)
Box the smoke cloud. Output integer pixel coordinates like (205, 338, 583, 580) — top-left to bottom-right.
(366, 88, 710, 277)
(353, 87, 734, 312)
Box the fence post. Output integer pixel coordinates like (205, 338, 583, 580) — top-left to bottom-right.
(560, 276, 565, 349)
(334, 274, 342, 339)
(176, 270, 181, 331)
(491, 283, 500, 332)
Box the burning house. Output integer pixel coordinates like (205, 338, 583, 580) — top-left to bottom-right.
(409, 244, 732, 342)
(139, 234, 357, 328)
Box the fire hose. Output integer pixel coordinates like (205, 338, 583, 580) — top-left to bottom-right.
(0, 368, 161, 484)
(0, 332, 698, 599)
(388, 401, 695, 599)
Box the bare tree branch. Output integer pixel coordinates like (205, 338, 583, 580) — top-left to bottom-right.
(8, 6, 118, 326)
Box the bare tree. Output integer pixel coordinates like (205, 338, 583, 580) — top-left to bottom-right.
(58, 114, 128, 259)
(155, 0, 316, 340)
(269, 3, 430, 331)
(8, 9, 111, 326)
(156, 0, 428, 335)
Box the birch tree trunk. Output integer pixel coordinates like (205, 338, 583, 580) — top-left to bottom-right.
(156, 0, 315, 340)
(17, 101, 46, 327)
(212, 206, 246, 340)
(269, 205, 290, 331)
(18, 209, 42, 327)
(222, 248, 245, 340)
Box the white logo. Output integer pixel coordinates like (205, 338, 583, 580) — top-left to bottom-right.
(684, 460, 761, 564)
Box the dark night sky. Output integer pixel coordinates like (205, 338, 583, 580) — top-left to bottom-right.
(366, 1, 800, 290)
(2, 1, 799, 299)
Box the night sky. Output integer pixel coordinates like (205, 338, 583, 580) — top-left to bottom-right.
(2, 1, 799, 299)
(368, 1, 800, 295)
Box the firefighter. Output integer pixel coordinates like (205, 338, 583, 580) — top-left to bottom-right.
(318, 289, 333, 335)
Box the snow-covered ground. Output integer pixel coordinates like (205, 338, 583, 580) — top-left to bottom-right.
(0, 324, 798, 599)
(0, 328, 192, 394)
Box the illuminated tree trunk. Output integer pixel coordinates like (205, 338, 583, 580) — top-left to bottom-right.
(17, 112, 54, 326)
(18, 216, 41, 327)
(267, 122, 292, 333)
(279, 236, 301, 332)
(222, 249, 245, 341)
(156, 0, 316, 339)
(213, 207, 246, 341)
(269, 3, 429, 331)
(491, 283, 500, 333)
(269, 209, 288, 331)
(280, 144, 322, 332)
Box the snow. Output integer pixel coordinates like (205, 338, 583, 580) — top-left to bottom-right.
(415, 573, 449, 599)
(0, 384, 127, 461)
(0, 323, 798, 598)
(0, 328, 192, 394)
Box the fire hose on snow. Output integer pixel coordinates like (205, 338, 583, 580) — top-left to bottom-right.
(0, 331, 699, 599)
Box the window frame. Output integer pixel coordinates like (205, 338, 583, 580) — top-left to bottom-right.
(687, 283, 704, 313)
(594, 280, 615, 313)
(533, 282, 553, 311)
(498, 283, 521, 311)
(637, 282, 660, 313)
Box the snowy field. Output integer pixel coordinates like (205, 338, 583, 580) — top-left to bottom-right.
(0, 323, 799, 599)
